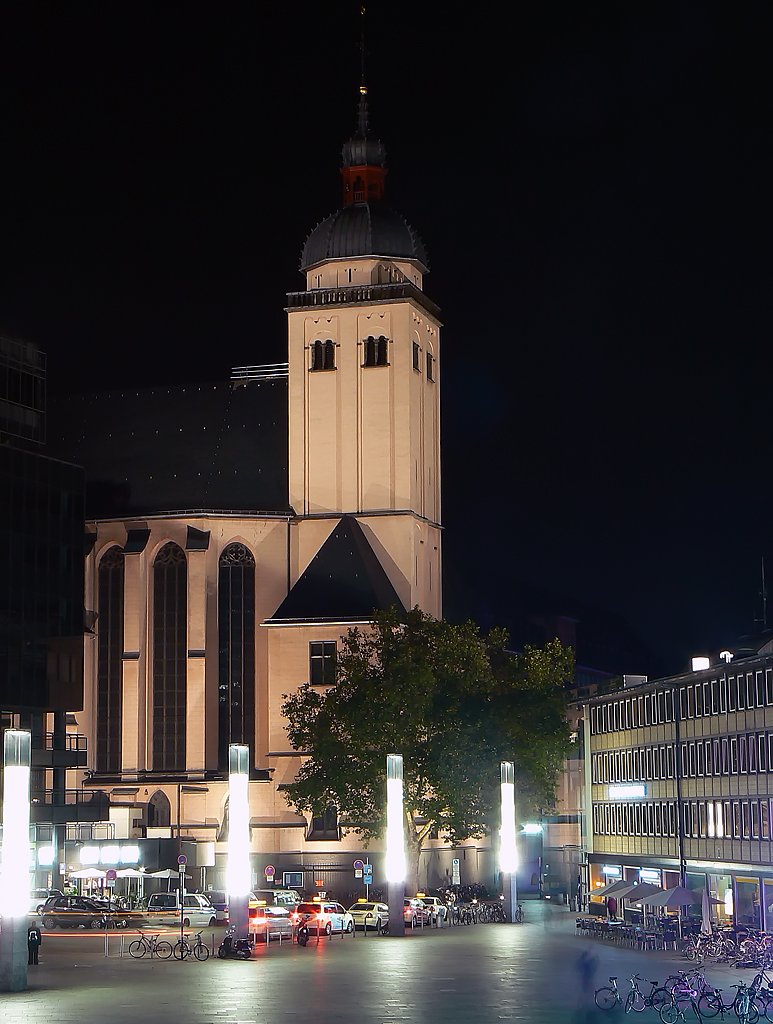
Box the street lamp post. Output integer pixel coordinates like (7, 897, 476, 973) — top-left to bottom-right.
(227, 744, 251, 939)
(500, 761, 518, 923)
(0, 729, 32, 991)
(385, 753, 405, 936)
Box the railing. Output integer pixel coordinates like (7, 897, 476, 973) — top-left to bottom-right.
(31, 789, 108, 808)
(231, 362, 289, 382)
(41, 732, 87, 752)
(286, 281, 440, 318)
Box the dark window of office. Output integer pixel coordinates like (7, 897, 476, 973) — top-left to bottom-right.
(218, 544, 256, 771)
(97, 546, 124, 773)
(412, 341, 421, 372)
(363, 335, 388, 367)
(152, 543, 187, 772)
(311, 339, 335, 371)
(309, 641, 337, 686)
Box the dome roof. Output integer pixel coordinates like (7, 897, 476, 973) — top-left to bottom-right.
(300, 203, 429, 272)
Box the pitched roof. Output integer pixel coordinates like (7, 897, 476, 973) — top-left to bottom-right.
(267, 516, 406, 624)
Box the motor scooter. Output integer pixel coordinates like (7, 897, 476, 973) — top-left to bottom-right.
(217, 929, 253, 959)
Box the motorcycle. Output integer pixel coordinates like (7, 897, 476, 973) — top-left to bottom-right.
(217, 931, 253, 960)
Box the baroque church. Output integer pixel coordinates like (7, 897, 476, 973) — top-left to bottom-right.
(55, 84, 458, 893)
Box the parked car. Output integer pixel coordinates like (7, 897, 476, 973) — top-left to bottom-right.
(403, 897, 431, 926)
(294, 900, 354, 935)
(39, 895, 107, 930)
(139, 892, 216, 928)
(347, 900, 389, 931)
(413, 894, 447, 924)
(30, 888, 64, 916)
(251, 888, 301, 910)
(248, 904, 294, 941)
(205, 890, 229, 923)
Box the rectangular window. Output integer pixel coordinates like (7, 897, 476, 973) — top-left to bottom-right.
(699, 801, 707, 838)
(695, 684, 703, 717)
(769, 734, 773, 771)
(688, 742, 696, 778)
(752, 800, 760, 839)
(749, 734, 757, 773)
(604, 804, 610, 834)
(728, 677, 736, 711)
(722, 738, 729, 774)
(412, 341, 421, 372)
(716, 801, 724, 839)
(708, 800, 715, 838)
(667, 745, 675, 778)
(759, 734, 768, 773)
(731, 737, 738, 774)
(719, 676, 727, 713)
(647, 803, 654, 836)
(654, 802, 662, 836)
(742, 801, 750, 839)
(711, 679, 718, 715)
(657, 690, 665, 723)
(712, 739, 720, 776)
(756, 671, 764, 707)
(683, 803, 692, 837)
(697, 741, 704, 777)
(603, 752, 609, 781)
(614, 751, 621, 781)
(679, 687, 687, 719)
(426, 351, 435, 382)
(737, 677, 746, 711)
(747, 673, 755, 708)
(665, 689, 674, 722)
(766, 670, 773, 706)
(733, 802, 741, 839)
(638, 695, 644, 726)
(705, 739, 712, 776)
(762, 801, 770, 841)
(739, 735, 747, 774)
(309, 641, 337, 686)
(633, 748, 640, 780)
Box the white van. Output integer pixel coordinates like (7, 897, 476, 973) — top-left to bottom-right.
(142, 892, 216, 928)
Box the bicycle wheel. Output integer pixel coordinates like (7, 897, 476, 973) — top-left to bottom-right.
(595, 988, 618, 1011)
(194, 943, 209, 961)
(173, 941, 190, 960)
(659, 1002, 680, 1024)
(734, 996, 760, 1023)
(128, 940, 146, 958)
(652, 988, 674, 1011)
(697, 992, 722, 1018)
(154, 940, 173, 960)
(626, 990, 645, 1014)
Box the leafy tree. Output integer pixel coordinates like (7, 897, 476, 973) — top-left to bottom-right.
(281, 607, 572, 892)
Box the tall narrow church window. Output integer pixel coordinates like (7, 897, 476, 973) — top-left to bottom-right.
(97, 546, 124, 773)
(310, 339, 335, 371)
(309, 641, 337, 685)
(147, 790, 171, 828)
(308, 804, 340, 840)
(426, 351, 435, 382)
(363, 335, 389, 367)
(412, 341, 421, 372)
(218, 543, 256, 771)
(152, 543, 187, 772)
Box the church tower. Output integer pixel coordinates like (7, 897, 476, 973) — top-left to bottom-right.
(287, 84, 442, 616)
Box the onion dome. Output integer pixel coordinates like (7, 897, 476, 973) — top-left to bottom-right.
(300, 86, 429, 273)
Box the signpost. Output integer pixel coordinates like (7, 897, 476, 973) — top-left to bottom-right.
(452, 858, 460, 885)
(264, 864, 275, 882)
(178, 855, 187, 941)
(363, 861, 372, 899)
(106, 868, 117, 889)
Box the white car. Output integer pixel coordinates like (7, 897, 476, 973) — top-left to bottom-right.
(295, 900, 354, 935)
(347, 900, 389, 931)
(141, 892, 216, 928)
(30, 888, 63, 915)
(413, 895, 447, 924)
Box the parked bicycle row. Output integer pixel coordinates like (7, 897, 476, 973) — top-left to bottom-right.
(595, 966, 771, 1022)
(682, 925, 773, 969)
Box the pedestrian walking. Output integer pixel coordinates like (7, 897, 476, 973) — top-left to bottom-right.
(27, 924, 42, 965)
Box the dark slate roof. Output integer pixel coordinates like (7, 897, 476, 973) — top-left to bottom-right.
(300, 203, 429, 272)
(47, 379, 289, 519)
(267, 516, 407, 623)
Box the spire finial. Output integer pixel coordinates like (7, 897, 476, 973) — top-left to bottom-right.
(357, 5, 368, 136)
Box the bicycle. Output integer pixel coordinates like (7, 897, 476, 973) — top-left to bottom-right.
(624, 974, 673, 1014)
(595, 976, 623, 1011)
(658, 991, 702, 1023)
(697, 981, 763, 1021)
(127, 930, 173, 959)
(173, 931, 210, 961)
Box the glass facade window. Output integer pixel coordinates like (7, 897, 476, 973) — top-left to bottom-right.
(217, 543, 256, 771)
(152, 543, 187, 772)
(96, 546, 124, 773)
(736, 878, 761, 929)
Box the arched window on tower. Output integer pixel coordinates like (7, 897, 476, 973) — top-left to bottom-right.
(218, 543, 256, 771)
(310, 339, 336, 371)
(353, 175, 365, 202)
(152, 542, 187, 772)
(363, 335, 389, 368)
(97, 546, 124, 773)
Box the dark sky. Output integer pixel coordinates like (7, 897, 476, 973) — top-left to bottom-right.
(1, 2, 771, 676)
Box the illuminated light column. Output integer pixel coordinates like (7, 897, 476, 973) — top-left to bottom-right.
(226, 744, 251, 939)
(385, 753, 406, 936)
(500, 761, 518, 924)
(0, 730, 32, 992)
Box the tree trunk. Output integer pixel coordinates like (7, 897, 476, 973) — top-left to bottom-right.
(404, 814, 424, 895)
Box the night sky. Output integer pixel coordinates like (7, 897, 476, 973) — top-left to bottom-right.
(1, 2, 771, 676)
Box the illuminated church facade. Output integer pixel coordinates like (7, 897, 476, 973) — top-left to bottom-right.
(67, 87, 452, 891)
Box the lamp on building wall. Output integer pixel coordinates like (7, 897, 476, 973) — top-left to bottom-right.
(0, 729, 32, 991)
(226, 744, 251, 938)
(386, 753, 406, 936)
(500, 761, 518, 922)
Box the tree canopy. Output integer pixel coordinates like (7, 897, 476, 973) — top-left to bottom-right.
(281, 607, 573, 888)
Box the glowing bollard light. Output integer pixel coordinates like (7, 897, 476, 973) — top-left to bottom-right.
(0, 730, 32, 991)
(227, 744, 251, 938)
(500, 761, 519, 923)
(385, 753, 406, 936)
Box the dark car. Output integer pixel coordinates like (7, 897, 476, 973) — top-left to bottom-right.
(40, 895, 107, 930)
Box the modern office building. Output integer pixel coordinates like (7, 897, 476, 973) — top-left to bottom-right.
(0, 332, 97, 890)
(550, 637, 773, 926)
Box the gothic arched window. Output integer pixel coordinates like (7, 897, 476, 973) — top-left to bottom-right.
(218, 544, 256, 770)
(147, 790, 171, 828)
(152, 543, 187, 772)
(97, 546, 124, 773)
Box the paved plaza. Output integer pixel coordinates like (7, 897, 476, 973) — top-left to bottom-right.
(0, 904, 753, 1024)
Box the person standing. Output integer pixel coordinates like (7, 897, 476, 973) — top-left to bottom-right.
(27, 924, 42, 965)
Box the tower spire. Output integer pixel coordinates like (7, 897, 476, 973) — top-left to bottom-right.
(341, 4, 386, 206)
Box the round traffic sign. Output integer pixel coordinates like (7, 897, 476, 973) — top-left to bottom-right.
(106, 868, 117, 881)
(353, 859, 364, 870)
(177, 854, 187, 866)
(264, 864, 275, 878)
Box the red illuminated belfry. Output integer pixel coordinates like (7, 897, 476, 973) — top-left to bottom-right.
(340, 85, 387, 207)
